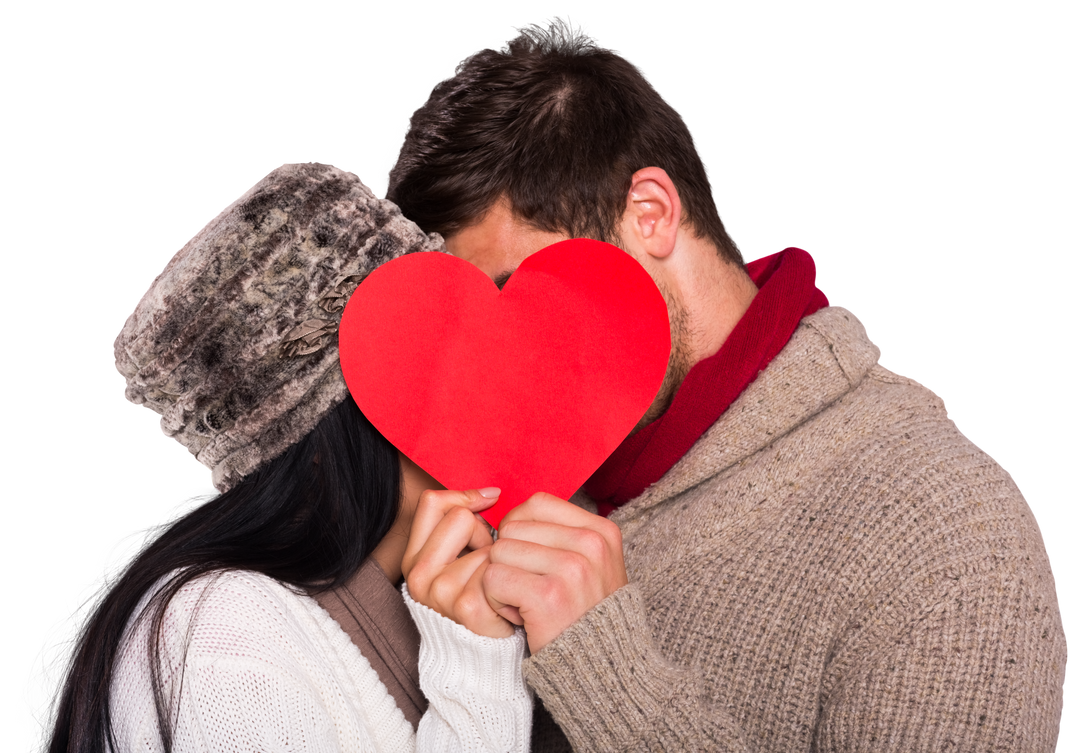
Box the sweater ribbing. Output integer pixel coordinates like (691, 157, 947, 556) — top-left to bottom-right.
(110, 569, 532, 752)
(525, 307, 1065, 752)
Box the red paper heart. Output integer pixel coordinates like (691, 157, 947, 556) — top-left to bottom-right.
(339, 238, 670, 526)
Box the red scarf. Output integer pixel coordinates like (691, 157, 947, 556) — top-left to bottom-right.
(585, 247, 828, 516)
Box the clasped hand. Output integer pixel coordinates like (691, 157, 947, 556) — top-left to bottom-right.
(402, 489, 628, 653)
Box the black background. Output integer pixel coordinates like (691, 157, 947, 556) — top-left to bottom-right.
(10, 7, 1071, 747)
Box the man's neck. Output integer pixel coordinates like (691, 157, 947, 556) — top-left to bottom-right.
(686, 258, 759, 366)
(637, 236, 758, 426)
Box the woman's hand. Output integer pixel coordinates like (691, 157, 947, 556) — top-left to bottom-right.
(402, 488, 514, 638)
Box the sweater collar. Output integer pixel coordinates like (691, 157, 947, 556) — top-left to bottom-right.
(311, 557, 426, 729)
(609, 306, 880, 523)
(586, 248, 828, 513)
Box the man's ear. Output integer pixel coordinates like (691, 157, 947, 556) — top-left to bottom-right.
(622, 167, 682, 259)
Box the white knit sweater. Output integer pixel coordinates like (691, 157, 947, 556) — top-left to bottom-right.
(109, 570, 532, 752)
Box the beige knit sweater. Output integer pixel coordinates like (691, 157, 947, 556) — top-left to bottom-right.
(524, 307, 1065, 752)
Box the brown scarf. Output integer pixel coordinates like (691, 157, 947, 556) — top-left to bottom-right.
(312, 557, 428, 730)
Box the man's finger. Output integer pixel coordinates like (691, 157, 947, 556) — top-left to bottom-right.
(483, 562, 543, 624)
(494, 604, 524, 626)
(496, 519, 611, 562)
(499, 491, 611, 530)
(457, 552, 514, 637)
(489, 536, 588, 576)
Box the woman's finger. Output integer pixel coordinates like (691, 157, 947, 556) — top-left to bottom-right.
(407, 489, 480, 556)
(426, 546, 490, 609)
(421, 547, 514, 638)
(409, 506, 484, 587)
(403, 488, 498, 574)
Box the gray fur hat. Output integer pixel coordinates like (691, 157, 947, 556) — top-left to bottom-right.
(115, 163, 444, 491)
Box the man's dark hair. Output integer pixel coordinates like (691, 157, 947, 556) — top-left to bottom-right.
(388, 21, 743, 265)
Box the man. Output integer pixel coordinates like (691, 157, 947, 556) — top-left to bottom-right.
(390, 24, 1065, 752)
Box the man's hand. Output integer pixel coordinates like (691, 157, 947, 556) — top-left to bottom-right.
(483, 493, 628, 653)
(402, 488, 515, 638)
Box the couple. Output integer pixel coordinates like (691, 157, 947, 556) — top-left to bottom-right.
(50, 24, 1064, 753)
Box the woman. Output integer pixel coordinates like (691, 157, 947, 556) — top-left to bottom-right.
(47, 164, 532, 752)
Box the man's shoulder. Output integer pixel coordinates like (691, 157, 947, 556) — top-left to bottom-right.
(626, 307, 1010, 520)
(799, 306, 881, 386)
(626, 310, 1046, 586)
(756, 347, 1014, 516)
(799, 313, 959, 444)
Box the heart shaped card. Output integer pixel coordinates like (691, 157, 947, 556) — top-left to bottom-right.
(339, 238, 670, 526)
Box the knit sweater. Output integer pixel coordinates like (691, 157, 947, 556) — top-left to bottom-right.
(109, 570, 533, 752)
(525, 307, 1065, 752)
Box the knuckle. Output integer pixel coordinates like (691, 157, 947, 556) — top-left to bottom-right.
(456, 590, 486, 620)
(428, 575, 456, 606)
(537, 577, 569, 611)
(405, 567, 429, 597)
(417, 488, 442, 511)
(578, 529, 606, 560)
(598, 518, 622, 543)
(565, 552, 591, 583)
(447, 505, 474, 525)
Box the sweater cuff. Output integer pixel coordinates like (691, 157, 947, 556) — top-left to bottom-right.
(522, 582, 693, 750)
(402, 583, 528, 701)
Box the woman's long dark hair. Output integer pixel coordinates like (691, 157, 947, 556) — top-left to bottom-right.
(47, 395, 400, 753)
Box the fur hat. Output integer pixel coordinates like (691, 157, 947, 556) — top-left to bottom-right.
(115, 163, 444, 490)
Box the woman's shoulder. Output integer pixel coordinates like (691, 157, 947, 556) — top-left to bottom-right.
(110, 566, 408, 747)
(162, 569, 311, 631)
(166, 567, 304, 605)
(112, 569, 411, 751)
(119, 569, 327, 684)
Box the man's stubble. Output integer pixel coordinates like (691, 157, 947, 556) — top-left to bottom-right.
(634, 273, 692, 431)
